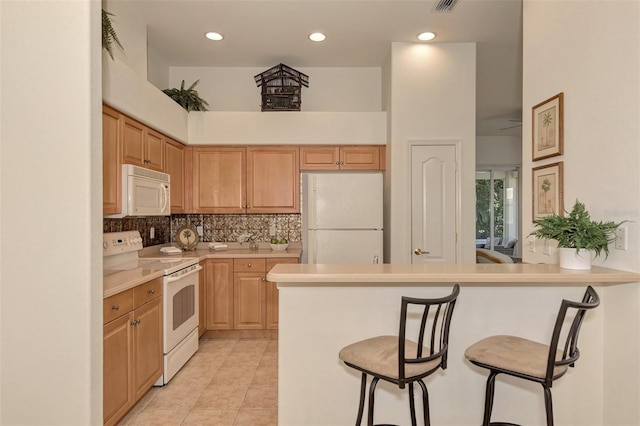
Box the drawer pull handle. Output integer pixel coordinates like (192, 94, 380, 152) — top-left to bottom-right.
(131, 319, 141, 326)
(112, 305, 119, 311)
(148, 289, 155, 294)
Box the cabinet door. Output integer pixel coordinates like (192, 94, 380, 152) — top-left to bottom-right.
(103, 105, 122, 215)
(300, 146, 340, 170)
(144, 128, 165, 171)
(122, 116, 146, 167)
(132, 297, 163, 400)
(247, 146, 300, 213)
(198, 261, 206, 337)
(103, 312, 134, 426)
(233, 272, 266, 330)
(265, 258, 299, 330)
(205, 259, 234, 330)
(193, 147, 246, 214)
(340, 146, 380, 170)
(165, 139, 186, 213)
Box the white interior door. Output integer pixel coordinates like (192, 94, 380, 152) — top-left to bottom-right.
(411, 144, 458, 264)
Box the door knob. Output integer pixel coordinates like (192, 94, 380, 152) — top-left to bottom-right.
(414, 248, 430, 255)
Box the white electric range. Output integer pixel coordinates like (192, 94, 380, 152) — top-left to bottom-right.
(103, 231, 201, 386)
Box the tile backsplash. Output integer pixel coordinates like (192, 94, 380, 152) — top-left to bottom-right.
(104, 214, 301, 247)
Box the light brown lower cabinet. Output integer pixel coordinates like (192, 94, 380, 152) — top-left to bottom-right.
(103, 278, 162, 426)
(204, 259, 234, 330)
(204, 257, 298, 331)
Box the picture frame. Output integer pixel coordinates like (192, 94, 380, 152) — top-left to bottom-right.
(532, 161, 564, 221)
(532, 92, 563, 161)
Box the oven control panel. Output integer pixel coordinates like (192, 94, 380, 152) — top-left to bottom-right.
(103, 231, 144, 256)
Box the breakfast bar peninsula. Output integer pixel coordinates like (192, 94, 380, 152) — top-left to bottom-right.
(267, 263, 640, 426)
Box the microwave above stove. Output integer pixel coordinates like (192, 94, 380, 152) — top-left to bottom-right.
(106, 164, 170, 218)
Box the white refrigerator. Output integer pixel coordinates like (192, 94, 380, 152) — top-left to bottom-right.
(302, 172, 383, 264)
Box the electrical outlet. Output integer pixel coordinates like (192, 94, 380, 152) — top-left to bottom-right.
(543, 240, 550, 255)
(615, 226, 628, 250)
(197, 225, 204, 237)
(150, 227, 155, 239)
(269, 225, 276, 237)
(528, 236, 536, 252)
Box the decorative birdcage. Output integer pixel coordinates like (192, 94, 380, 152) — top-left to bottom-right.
(254, 63, 309, 111)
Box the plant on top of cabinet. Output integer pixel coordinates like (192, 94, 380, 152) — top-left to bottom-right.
(162, 80, 209, 112)
(102, 9, 123, 60)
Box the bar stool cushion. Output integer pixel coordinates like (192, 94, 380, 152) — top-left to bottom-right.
(339, 335, 441, 380)
(465, 335, 568, 379)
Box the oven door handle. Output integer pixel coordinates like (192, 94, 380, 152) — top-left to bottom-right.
(166, 265, 202, 283)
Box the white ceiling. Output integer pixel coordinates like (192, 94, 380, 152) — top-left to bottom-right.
(126, 0, 523, 136)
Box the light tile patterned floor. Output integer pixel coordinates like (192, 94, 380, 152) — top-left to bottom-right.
(118, 338, 278, 426)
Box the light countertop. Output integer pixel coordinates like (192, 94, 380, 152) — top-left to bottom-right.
(104, 242, 302, 298)
(267, 262, 640, 285)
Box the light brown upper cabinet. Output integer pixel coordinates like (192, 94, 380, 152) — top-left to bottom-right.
(193, 147, 247, 214)
(300, 145, 384, 170)
(192, 146, 300, 214)
(164, 139, 186, 213)
(122, 116, 164, 172)
(247, 146, 300, 214)
(103, 105, 122, 215)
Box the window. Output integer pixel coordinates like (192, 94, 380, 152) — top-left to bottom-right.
(476, 168, 519, 253)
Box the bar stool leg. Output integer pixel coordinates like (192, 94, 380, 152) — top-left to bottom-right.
(367, 377, 380, 426)
(417, 379, 431, 426)
(482, 371, 499, 426)
(543, 386, 554, 426)
(355, 373, 367, 425)
(409, 382, 417, 426)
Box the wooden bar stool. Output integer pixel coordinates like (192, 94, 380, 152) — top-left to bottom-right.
(338, 284, 460, 426)
(464, 286, 600, 426)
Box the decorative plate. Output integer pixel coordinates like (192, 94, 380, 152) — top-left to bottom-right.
(175, 225, 199, 251)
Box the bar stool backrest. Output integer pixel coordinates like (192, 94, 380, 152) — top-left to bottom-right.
(398, 284, 460, 387)
(545, 285, 600, 387)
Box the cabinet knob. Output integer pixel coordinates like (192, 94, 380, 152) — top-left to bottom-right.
(247, 263, 252, 268)
(262, 278, 266, 282)
(112, 305, 119, 311)
(148, 289, 155, 294)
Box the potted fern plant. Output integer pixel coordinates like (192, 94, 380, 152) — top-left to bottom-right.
(530, 200, 624, 270)
(162, 80, 209, 112)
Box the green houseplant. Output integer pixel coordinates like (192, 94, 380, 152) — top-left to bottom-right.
(530, 200, 624, 269)
(102, 9, 123, 60)
(162, 80, 210, 112)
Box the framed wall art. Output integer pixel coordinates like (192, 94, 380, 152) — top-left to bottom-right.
(532, 161, 563, 220)
(532, 92, 563, 161)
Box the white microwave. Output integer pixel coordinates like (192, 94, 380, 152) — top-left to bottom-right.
(106, 164, 171, 218)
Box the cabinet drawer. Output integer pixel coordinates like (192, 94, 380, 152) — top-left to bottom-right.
(266, 257, 299, 271)
(234, 258, 266, 272)
(133, 277, 163, 308)
(104, 289, 133, 324)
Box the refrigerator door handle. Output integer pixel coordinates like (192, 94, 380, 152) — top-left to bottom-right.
(308, 175, 317, 228)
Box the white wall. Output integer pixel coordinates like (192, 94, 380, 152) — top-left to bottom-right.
(522, 1, 640, 424)
(104, 0, 148, 80)
(387, 42, 476, 264)
(169, 67, 381, 112)
(476, 135, 522, 166)
(0, 1, 102, 423)
(148, 45, 171, 90)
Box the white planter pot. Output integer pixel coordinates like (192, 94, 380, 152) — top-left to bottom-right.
(558, 248, 593, 270)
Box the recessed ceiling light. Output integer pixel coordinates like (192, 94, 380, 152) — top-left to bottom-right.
(309, 32, 326, 42)
(417, 32, 436, 41)
(205, 32, 224, 41)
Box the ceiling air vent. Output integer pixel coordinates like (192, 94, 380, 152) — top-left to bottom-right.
(432, 0, 459, 13)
